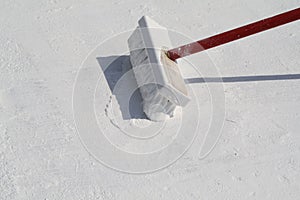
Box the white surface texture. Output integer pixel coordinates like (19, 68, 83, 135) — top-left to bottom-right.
(0, 0, 300, 199)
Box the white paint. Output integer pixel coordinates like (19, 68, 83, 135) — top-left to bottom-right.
(0, 0, 300, 199)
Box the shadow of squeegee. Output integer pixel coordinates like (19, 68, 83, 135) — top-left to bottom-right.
(185, 74, 300, 84)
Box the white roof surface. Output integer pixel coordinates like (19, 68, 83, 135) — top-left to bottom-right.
(0, 0, 299, 199)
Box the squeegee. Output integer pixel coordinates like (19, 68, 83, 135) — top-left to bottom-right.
(128, 8, 300, 121)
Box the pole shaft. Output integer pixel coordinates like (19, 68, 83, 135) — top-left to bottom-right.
(167, 8, 300, 61)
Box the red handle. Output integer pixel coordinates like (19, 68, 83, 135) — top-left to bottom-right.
(167, 7, 300, 61)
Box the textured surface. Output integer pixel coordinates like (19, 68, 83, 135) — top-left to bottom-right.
(0, 0, 300, 199)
